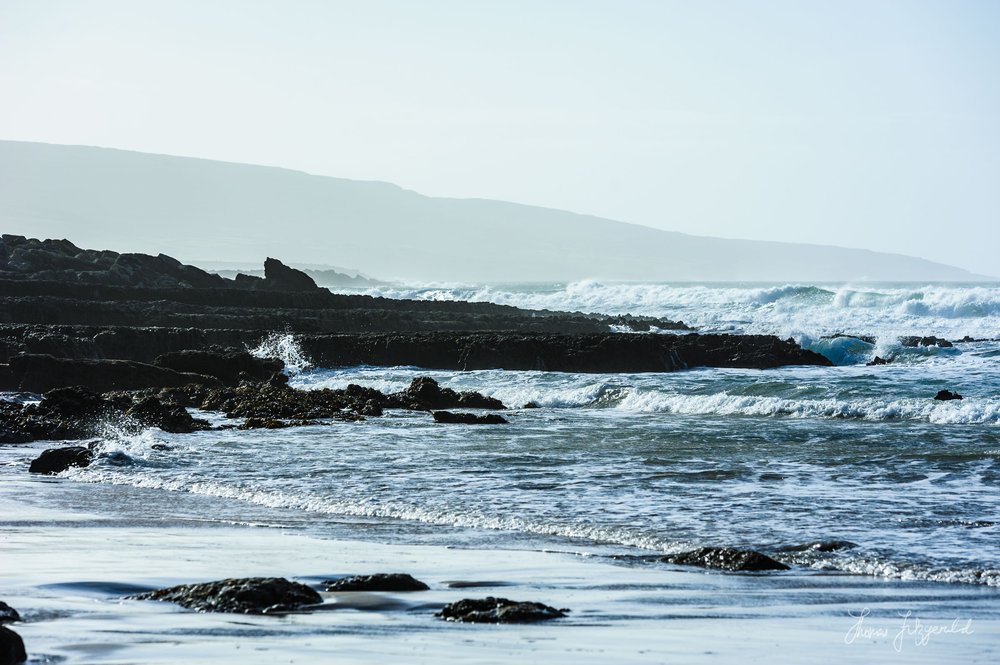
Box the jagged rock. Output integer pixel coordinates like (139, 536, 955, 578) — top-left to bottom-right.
(323, 573, 429, 592)
(129, 577, 322, 614)
(436, 597, 568, 623)
(432, 411, 509, 425)
(0, 602, 20, 624)
(28, 446, 93, 474)
(866, 356, 889, 366)
(660, 547, 789, 572)
(522, 401, 540, 409)
(901, 336, 954, 348)
(263, 258, 321, 292)
(934, 390, 963, 401)
(0, 626, 26, 665)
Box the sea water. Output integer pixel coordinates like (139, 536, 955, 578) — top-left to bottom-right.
(30, 280, 995, 591)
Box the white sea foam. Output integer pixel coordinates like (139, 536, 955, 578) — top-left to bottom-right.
(249, 332, 313, 375)
(336, 281, 1000, 340)
(616, 390, 1000, 424)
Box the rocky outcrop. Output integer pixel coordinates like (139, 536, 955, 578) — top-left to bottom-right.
(1, 377, 505, 444)
(387, 377, 506, 411)
(436, 597, 568, 623)
(323, 574, 429, 592)
(164, 376, 505, 422)
(934, 390, 963, 401)
(0, 235, 227, 289)
(263, 258, 320, 292)
(129, 577, 322, 614)
(28, 446, 93, 474)
(300, 332, 832, 374)
(432, 411, 509, 425)
(660, 547, 789, 572)
(0, 236, 688, 335)
(2, 386, 209, 444)
(0, 626, 26, 665)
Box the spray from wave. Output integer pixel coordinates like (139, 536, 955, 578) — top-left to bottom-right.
(249, 332, 313, 375)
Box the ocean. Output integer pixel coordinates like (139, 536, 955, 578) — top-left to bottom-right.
(48, 281, 1000, 586)
(3, 280, 999, 663)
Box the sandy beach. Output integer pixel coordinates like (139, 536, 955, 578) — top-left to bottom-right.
(3, 458, 997, 664)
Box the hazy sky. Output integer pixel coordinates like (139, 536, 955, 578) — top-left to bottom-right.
(2, 0, 998, 275)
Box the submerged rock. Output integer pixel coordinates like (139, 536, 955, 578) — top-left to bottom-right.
(129, 577, 322, 614)
(436, 597, 568, 623)
(0, 602, 20, 624)
(934, 390, 964, 401)
(432, 411, 509, 425)
(28, 446, 93, 474)
(660, 547, 789, 572)
(0, 626, 26, 665)
(866, 356, 890, 366)
(323, 573, 429, 592)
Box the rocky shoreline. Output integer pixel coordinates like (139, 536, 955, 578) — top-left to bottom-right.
(0, 235, 833, 392)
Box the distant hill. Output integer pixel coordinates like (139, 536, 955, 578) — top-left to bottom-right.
(0, 140, 987, 282)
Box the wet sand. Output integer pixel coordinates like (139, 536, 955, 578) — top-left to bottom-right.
(2, 469, 998, 664)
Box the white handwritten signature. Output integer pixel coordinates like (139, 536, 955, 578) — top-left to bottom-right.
(845, 607, 974, 652)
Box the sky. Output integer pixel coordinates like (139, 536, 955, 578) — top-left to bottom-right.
(1, 0, 998, 276)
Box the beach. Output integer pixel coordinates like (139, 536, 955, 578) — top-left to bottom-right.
(3, 449, 998, 664)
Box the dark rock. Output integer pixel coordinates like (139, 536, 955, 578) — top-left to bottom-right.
(28, 446, 93, 474)
(0, 428, 32, 444)
(263, 258, 321, 292)
(8, 354, 220, 393)
(239, 417, 294, 429)
(302, 332, 833, 374)
(436, 597, 567, 623)
(154, 350, 282, 386)
(388, 377, 506, 411)
(323, 573, 429, 592)
(124, 395, 207, 433)
(129, 577, 322, 614)
(660, 547, 789, 572)
(934, 390, 963, 401)
(432, 411, 509, 425)
(901, 336, 954, 348)
(0, 602, 19, 624)
(866, 356, 890, 366)
(522, 401, 540, 409)
(0, 626, 26, 664)
(778, 540, 858, 553)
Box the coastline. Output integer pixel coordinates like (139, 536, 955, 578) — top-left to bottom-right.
(3, 463, 998, 664)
